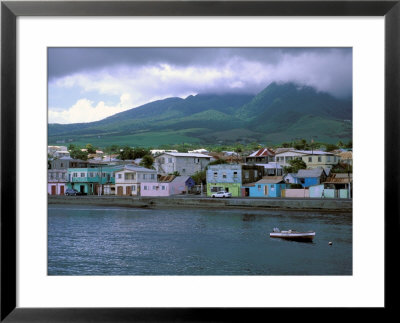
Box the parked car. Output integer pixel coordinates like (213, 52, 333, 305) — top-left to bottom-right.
(65, 188, 87, 196)
(65, 188, 79, 196)
(211, 191, 232, 198)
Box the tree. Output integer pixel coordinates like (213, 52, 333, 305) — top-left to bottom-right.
(139, 155, 154, 169)
(70, 148, 88, 161)
(283, 158, 307, 174)
(118, 146, 134, 160)
(325, 143, 339, 152)
(85, 143, 96, 154)
(191, 170, 206, 185)
(133, 147, 151, 159)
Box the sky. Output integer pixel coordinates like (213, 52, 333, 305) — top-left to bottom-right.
(48, 47, 352, 124)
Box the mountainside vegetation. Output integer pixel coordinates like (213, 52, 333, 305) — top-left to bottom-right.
(48, 82, 352, 148)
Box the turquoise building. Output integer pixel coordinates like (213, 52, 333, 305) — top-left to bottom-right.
(66, 166, 123, 195)
(246, 176, 287, 198)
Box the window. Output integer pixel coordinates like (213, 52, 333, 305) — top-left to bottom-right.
(271, 184, 275, 188)
(132, 185, 136, 191)
(334, 156, 337, 162)
(161, 186, 165, 190)
(258, 185, 261, 191)
(327, 156, 331, 162)
(143, 174, 146, 180)
(80, 173, 85, 177)
(214, 172, 218, 178)
(73, 173, 77, 177)
(144, 186, 148, 190)
(308, 157, 312, 162)
(318, 157, 322, 162)
(153, 186, 157, 190)
(182, 169, 186, 173)
(254, 170, 258, 177)
(151, 174, 155, 179)
(244, 171, 249, 179)
(118, 174, 122, 179)
(233, 171, 238, 178)
(60, 163, 64, 168)
(168, 158, 172, 163)
(222, 172, 227, 179)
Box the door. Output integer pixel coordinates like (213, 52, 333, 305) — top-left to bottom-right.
(117, 186, 123, 196)
(60, 186, 64, 195)
(264, 185, 268, 196)
(51, 185, 56, 195)
(126, 186, 132, 196)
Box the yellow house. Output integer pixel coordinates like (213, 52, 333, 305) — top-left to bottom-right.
(300, 151, 340, 169)
(275, 149, 340, 169)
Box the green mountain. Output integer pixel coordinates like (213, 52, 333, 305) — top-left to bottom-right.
(48, 82, 352, 147)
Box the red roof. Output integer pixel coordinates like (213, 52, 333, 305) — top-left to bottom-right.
(250, 148, 275, 157)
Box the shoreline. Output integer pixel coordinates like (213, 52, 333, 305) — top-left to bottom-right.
(48, 196, 352, 213)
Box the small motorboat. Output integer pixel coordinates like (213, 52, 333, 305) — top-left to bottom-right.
(270, 227, 315, 242)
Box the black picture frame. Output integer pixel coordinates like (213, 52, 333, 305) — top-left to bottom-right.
(1, 1, 398, 321)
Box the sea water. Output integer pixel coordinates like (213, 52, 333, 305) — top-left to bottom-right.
(48, 204, 352, 275)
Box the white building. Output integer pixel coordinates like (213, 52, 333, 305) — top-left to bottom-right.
(154, 152, 211, 176)
(114, 165, 157, 196)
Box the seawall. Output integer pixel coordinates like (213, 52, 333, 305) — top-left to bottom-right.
(48, 196, 352, 213)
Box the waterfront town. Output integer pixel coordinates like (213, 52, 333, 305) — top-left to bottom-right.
(48, 144, 353, 200)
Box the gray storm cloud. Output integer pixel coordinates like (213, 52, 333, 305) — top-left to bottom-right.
(48, 47, 352, 98)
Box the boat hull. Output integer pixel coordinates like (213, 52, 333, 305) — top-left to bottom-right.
(270, 232, 315, 242)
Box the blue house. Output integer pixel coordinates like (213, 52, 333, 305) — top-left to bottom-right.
(246, 176, 287, 198)
(295, 168, 327, 188)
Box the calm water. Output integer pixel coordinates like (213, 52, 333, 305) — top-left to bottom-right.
(48, 204, 352, 275)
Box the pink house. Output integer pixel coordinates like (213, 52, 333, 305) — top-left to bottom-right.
(140, 175, 195, 197)
(48, 169, 67, 195)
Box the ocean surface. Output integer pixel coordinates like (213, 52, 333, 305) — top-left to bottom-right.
(48, 204, 352, 275)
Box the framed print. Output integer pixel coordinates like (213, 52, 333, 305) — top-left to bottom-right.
(1, 0, 399, 321)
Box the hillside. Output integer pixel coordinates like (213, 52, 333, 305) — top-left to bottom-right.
(48, 82, 352, 147)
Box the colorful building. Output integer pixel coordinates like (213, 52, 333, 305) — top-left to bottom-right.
(206, 164, 264, 197)
(114, 165, 157, 196)
(48, 169, 67, 195)
(295, 168, 327, 188)
(245, 176, 288, 198)
(66, 165, 123, 195)
(140, 175, 195, 197)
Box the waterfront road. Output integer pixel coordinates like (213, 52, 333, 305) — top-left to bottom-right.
(48, 195, 352, 212)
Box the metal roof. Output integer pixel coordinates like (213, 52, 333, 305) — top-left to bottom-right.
(248, 148, 275, 157)
(255, 176, 285, 184)
(159, 152, 211, 158)
(296, 168, 326, 178)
